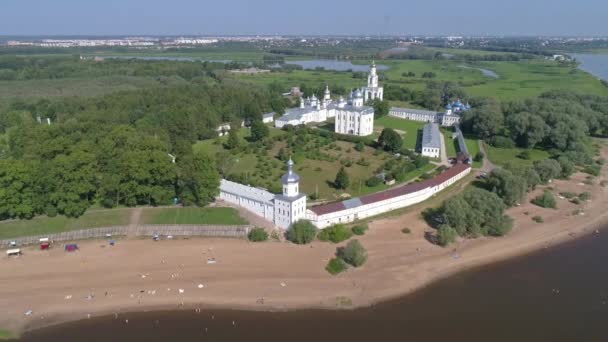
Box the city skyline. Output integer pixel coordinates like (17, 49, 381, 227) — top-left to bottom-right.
(1, 0, 607, 37)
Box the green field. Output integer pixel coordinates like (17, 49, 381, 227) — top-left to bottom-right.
(484, 143, 551, 167)
(141, 207, 247, 225)
(0, 75, 181, 106)
(229, 58, 608, 102)
(0, 209, 131, 240)
(374, 116, 426, 150)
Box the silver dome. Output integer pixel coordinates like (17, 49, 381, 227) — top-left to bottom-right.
(281, 158, 300, 183)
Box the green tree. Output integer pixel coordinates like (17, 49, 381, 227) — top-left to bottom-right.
(287, 220, 317, 244)
(533, 159, 562, 183)
(338, 239, 368, 267)
(437, 225, 458, 246)
(484, 168, 527, 206)
(0, 159, 39, 219)
(334, 167, 350, 190)
(461, 97, 503, 139)
(250, 120, 269, 141)
(248, 228, 269, 242)
(326, 258, 348, 275)
(532, 191, 557, 209)
(557, 156, 575, 178)
(372, 99, 390, 118)
(177, 151, 220, 206)
(474, 151, 485, 163)
(317, 224, 353, 243)
(225, 127, 240, 150)
(378, 128, 403, 153)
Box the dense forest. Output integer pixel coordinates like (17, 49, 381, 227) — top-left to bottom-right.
(0, 57, 291, 220)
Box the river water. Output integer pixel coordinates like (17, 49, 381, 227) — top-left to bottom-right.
(285, 60, 389, 72)
(19, 227, 608, 342)
(572, 53, 608, 81)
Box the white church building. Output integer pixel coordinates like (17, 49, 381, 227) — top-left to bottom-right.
(362, 60, 383, 102)
(274, 62, 378, 136)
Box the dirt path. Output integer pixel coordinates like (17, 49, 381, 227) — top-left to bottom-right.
(478, 140, 496, 173)
(127, 208, 142, 236)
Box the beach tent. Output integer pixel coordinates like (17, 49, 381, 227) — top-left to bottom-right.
(64, 244, 79, 252)
(6, 249, 21, 257)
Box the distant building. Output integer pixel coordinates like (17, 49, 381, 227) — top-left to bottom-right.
(389, 100, 470, 127)
(275, 85, 374, 136)
(421, 123, 441, 158)
(274, 63, 379, 136)
(290, 87, 301, 97)
(262, 112, 275, 124)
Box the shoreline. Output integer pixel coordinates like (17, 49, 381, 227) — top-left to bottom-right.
(3, 147, 607, 337)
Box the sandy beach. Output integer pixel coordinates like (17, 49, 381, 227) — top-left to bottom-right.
(1, 146, 607, 336)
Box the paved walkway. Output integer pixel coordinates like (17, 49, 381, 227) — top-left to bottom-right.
(438, 131, 449, 166)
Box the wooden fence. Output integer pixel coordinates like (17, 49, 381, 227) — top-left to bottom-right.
(0, 224, 251, 248)
(134, 225, 250, 238)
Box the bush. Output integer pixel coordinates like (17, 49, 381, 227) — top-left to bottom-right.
(354, 141, 365, 152)
(583, 164, 601, 176)
(474, 151, 485, 162)
(318, 224, 353, 243)
(437, 225, 458, 246)
(248, 228, 269, 242)
(517, 150, 531, 160)
(489, 136, 515, 148)
(326, 258, 348, 275)
(287, 220, 317, 244)
(351, 224, 368, 236)
(532, 215, 544, 223)
(559, 191, 576, 199)
(570, 197, 581, 205)
(365, 176, 382, 187)
(401, 227, 411, 234)
(532, 191, 557, 209)
(578, 192, 591, 201)
(45, 206, 58, 218)
(338, 240, 368, 267)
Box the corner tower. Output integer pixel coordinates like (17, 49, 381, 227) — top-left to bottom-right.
(274, 158, 307, 229)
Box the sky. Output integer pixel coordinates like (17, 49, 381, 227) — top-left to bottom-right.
(0, 0, 607, 36)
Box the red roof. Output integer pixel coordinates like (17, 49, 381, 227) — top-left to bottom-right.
(309, 163, 470, 216)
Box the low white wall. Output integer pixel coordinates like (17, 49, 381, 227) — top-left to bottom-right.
(308, 166, 470, 228)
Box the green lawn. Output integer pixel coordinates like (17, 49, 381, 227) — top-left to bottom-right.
(0, 209, 131, 240)
(484, 143, 551, 167)
(0, 329, 18, 340)
(441, 127, 458, 158)
(374, 116, 426, 150)
(141, 207, 247, 225)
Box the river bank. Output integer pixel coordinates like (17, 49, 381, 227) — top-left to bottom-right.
(1, 145, 607, 338)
